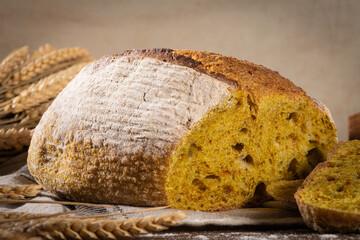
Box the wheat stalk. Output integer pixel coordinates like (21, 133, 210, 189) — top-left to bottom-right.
(0, 185, 42, 200)
(0, 128, 32, 151)
(0, 113, 25, 126)
(0, 211, 188, 239)
(0, 199, 117, 209)
(0, 46, 29, 84)
(11, 61, 90, 113)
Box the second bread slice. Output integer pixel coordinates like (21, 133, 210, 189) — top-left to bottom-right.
(295, 140, 360, 232)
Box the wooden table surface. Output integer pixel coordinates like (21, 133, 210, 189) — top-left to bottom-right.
(136, 225, 359, 239)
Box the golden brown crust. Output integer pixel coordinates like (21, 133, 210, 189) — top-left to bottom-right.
(296, 196, 360, 233)
(121, 48, 240, 88)
(122, 48, 307, 101)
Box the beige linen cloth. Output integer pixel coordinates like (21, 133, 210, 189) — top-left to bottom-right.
(0, 154, 304, 228)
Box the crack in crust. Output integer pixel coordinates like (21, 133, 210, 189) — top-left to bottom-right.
(121, 48, 240, 88)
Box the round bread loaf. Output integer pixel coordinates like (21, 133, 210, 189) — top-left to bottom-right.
(28, 49, 337, 211)
(295, 140, 360, 233)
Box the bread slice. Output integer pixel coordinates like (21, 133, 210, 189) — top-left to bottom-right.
(295, 140, 360, 232)
(27, 49, 337, 211)
(267, 179, 303, 209)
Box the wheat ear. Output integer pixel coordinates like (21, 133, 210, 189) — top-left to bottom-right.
(0, 101, 52, 131)
(12, 47, 89, 84)
(1, 84, 30, 102)
(0, 128, 32, 150)
(0, 185, 42, 200)
(15, 100, 53, 129)
(0, 46, 29, 84)
(11, 61, 90, 113)
(1, 211, 188, 239)
(27, 44, 56, 63)
(0, 212, 32, 220)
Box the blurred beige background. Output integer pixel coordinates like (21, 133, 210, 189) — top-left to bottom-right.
(0, 0, 359, 140)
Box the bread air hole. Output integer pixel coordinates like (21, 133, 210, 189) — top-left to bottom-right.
(306, 148, 325, 168)
(288, 158, 299, 178)
(251, 182, 268, 204)
(192, 179, 207, 192)
(223, 185, 234, 194)
(247, 95, 257, 119)
(232, 143, 244, 152)
(326, 176, 336, 181)
(309, 140, 320, 145)
(205, 175, 221, 183)
(240, 128, 248, 134)
(243, 155, 254, 165)
(287, 112, 299, 122)
(288, 133, 298, 143)
(188, 143, 202, 157)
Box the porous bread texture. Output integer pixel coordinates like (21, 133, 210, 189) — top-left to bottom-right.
(295, 140, 360, 233)
(267, 179, 303, 204)
(28, 49, 338, 211)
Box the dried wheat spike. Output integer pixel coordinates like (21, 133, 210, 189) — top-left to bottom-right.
(0, 185, 42, 200)
(14, 101, 53, 129)
(2, 84, 30, 101)
(0, 128, 32, 150)
(28, 44, 56, 63)
(12, 47, 89, 85)
(0, 212, 31, 220)
(1, 211, 188, 240)
(0, 46, 29, 84)
(11, 61, 90, 113)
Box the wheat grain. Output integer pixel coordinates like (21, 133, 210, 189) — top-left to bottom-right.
(0, 212, 31, 220)
(0, 128, 32, 150)
(0, 185, 42, 200)
(0, 47, 90, 100)
(12, 100, 53, 129)
(0, 46, 29, 84)
(0, 211, 188, 239)
(13, 47, 89, 84)
(11, 61, 90, 113)
(28, 44, 56, 63)
(2, 84, 29, 100)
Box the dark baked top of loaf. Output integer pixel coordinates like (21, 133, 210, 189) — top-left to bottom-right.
(120, 48, 306, 99)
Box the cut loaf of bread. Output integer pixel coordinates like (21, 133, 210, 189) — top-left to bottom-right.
(27, 49, 337, 211)
(295, 140, 360, 232)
